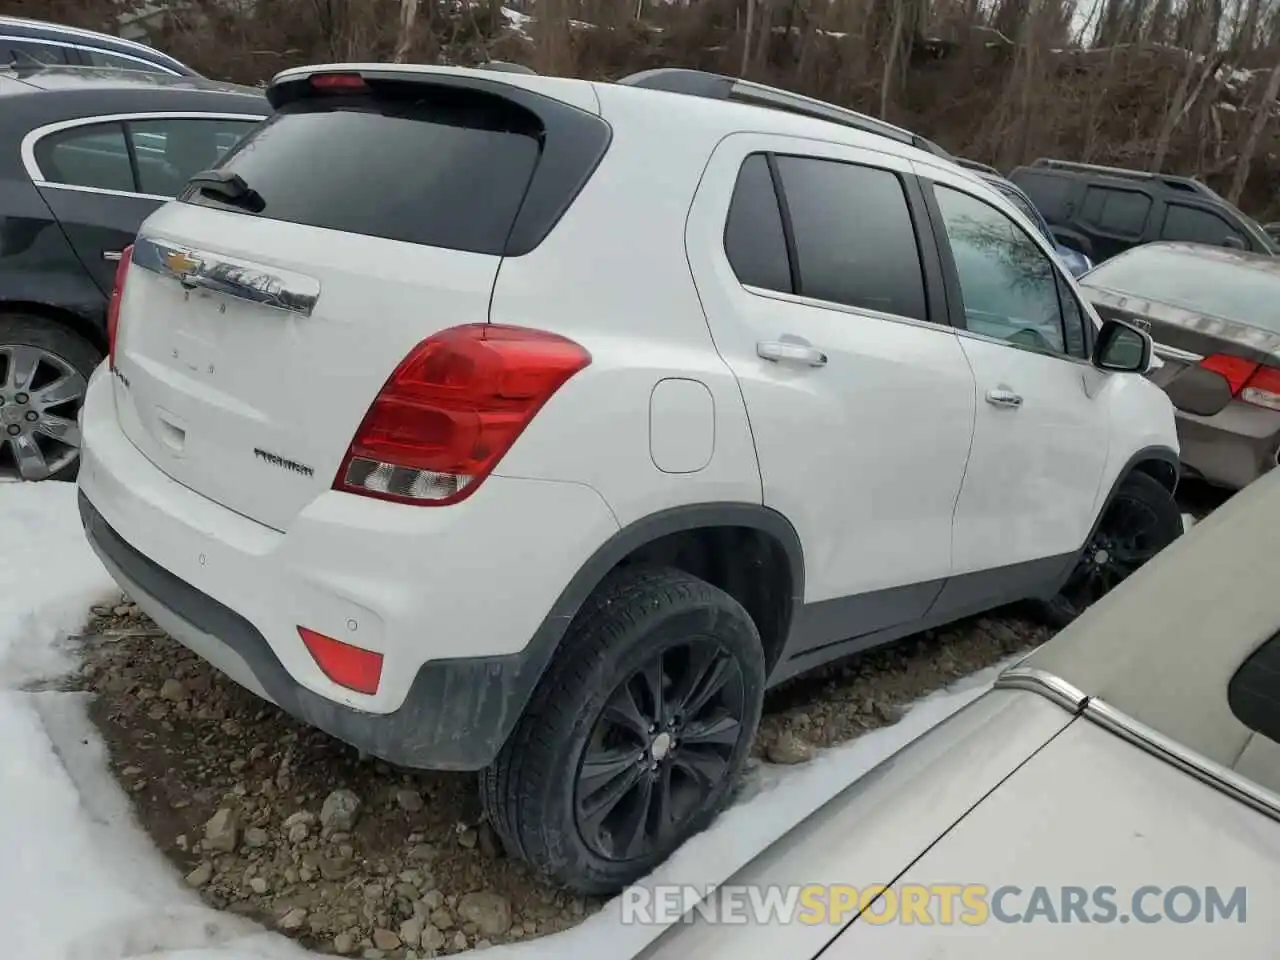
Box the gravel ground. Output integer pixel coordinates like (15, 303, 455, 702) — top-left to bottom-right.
(70, 600, 1050, 959)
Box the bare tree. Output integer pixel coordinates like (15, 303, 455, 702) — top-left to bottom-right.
(394, 0, 420, 62)
(1151, 4, 1216, 171)
(1228, 60, 1280, 204)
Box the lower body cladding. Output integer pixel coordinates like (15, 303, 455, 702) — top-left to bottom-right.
(1174, 401, 1280, 490)
(75, 370, 622, 773)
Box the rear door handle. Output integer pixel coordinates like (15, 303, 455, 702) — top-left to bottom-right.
(985, 388, 1023, 408)
(757, 339, 828, 367)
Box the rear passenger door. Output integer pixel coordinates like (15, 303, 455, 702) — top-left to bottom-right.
(685, 135, 977, 651)
(25, 113, 263, 295)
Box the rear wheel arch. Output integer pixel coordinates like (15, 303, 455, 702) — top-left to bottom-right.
(0, 300, 107, 355)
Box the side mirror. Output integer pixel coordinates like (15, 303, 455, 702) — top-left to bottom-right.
(1093, 318, 1151, 373)
(1222, 235, 1246, 250)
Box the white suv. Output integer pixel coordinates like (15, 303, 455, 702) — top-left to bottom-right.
(76, 63, 1183, 894)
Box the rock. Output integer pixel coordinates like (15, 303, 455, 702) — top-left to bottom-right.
(766, 730, 814, 765)
(372, 928, 401, 951)
(147, 702, 169, 721)
(395, 788, 424, 813)
(279, 907, 308, 931)
(158, 678, 185, 702)
(203, 808, 239, 853)
(419, 923, 446, 951)
(283, 810, 314, 843)
(400, 916, 423, 948)
(419, 889, 444, 911)
(457, 892, 513, 937)
(243, 826, 270, 849)
(249, 876, 269, 894)
(333, 932, 356, 955)
(409, 843, 438, 863)
(457, 827, 478, 849)
(185, 861, 213, 887)
(321, 789, 362, 833)
(319, 852, 357, 881)
(477, 822, 501, 859)
(452, 932, 468, 951)
(429, 907, 455, 930)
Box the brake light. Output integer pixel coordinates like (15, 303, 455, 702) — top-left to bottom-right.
(335, 324, 591, 505)
(1198, 353, 1280, 411)
(309, 72, 369, 93)
(106, 244, 134, 371)
(298, 627, 383, 695)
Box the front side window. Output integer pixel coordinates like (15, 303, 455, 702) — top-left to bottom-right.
(774, 155, 928, 322)
(127, 118, 260, 197)
(1, 39, 71, 66)
(32, 122, 133, 192)
(934, 184, 1068, 357)
(1161, 204, 1246, 248)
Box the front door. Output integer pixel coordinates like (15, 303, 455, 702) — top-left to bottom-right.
(685, 135, 977, 650)
(919, 165, 1110, 579)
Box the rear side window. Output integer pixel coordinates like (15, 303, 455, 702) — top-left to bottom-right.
(187, 83, 608, 257)
(127, 117, 259, 197)
(83, 49, 169, 74)
(1, 39, 72, 66)
(1010, 171, 1073, 221)
(1161, 204, 1245, 247)
(1229, 632, 1280, 745)
(32, 122, 134, 192)
(724, 154, 792, 293)
(774, 156, 928, 322)
(1080, 186, 1151, 237)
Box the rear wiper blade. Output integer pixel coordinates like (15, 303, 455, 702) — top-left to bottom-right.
(186, 169, 265, 213)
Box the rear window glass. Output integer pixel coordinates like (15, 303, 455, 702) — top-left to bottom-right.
(1084, 245, 1280, 332)
(188, 89, 542, 256)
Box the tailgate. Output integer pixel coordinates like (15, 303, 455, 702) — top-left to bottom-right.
(110, 67, 609, 532)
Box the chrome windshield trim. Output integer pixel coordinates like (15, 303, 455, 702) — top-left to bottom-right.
(993, 665, 1088, 713)
(1085, 697, 1280, 822)
(132, 236, 320, 318)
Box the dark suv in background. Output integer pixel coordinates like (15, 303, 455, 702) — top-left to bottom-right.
(1008, 158, 1277, 264)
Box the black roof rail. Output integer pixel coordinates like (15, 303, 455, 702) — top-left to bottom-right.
(617, 67, 952, 159)
(1028, 158, 1216, 197)
(476, 61, 537, 75)
(954, 157, 1001, 176)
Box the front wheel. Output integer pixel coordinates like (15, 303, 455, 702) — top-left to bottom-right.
(1040, 471, 1184, 627)
(480, 566, 765, 895)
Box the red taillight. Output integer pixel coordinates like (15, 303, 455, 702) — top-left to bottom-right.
(1199, 353, 1280, 411)
(298, 627, 383, 695)
(106, 243, 134, 370)
(335, 324, 591, 505)
(309, 72, 370, 93)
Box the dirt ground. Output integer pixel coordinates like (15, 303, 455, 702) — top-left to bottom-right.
(70, 600, 1050, 959)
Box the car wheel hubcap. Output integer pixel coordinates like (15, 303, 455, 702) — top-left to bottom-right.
(1057, 494, 1164, 617)
(0, 344, 86, 482)
(574, 638, 745, 862)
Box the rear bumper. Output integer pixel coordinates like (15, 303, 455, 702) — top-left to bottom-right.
(1175, 401, 1280, 490)
(77, 369, 620, 769)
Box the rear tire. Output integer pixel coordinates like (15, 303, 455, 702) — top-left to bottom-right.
(480, 565, 765, 895)
(1038, 470, 1183, 628)
(0, 314, 101, 483)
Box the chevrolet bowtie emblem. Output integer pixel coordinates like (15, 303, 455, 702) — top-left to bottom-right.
(164, 250, 201, 276)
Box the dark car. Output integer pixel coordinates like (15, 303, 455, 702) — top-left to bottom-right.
(1077, 241, 1280, 489)
(954, 159, 1094, 276)
(1008, 158, 1276, 264)
(0, 15, 198, 76)
(0, 65, 266, 482)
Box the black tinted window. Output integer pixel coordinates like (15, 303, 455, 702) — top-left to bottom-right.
(935, 185, 1067, 356)
(128, 117, 260, 197)
(192, 90, 544, 255)
(1010, 171, 1073, 220)
(1, 40, 71, 66)
(1162, 204, 1245, 247)
(1056, 274, 1089, 358)
(724, 154, 792, 292)
(775, 156, 927, 322)
(33, 122, 134, 192)
(1080, 186, 1151, 237)
(1229, 631, 1280, 745)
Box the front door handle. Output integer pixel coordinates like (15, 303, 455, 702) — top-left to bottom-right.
(103, 250, 123, 262)
(757, 339, 828, 367)
(986, 388, 1023, 408)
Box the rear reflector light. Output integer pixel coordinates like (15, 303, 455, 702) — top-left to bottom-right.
(298, 627, 383, 695)
(1199, 353, 1280, 411)
(309, 72, 370, 93)
(106, 243, 134, 370)
(335, 324, 591, 506)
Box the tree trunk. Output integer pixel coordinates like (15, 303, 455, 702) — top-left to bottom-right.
(879, 0, 905, 119)
(740, 0, 756, 76)
(1150, 9, 1213, 171)
(393, 0, 419, 62)
(1228, 61, 1280, 205)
